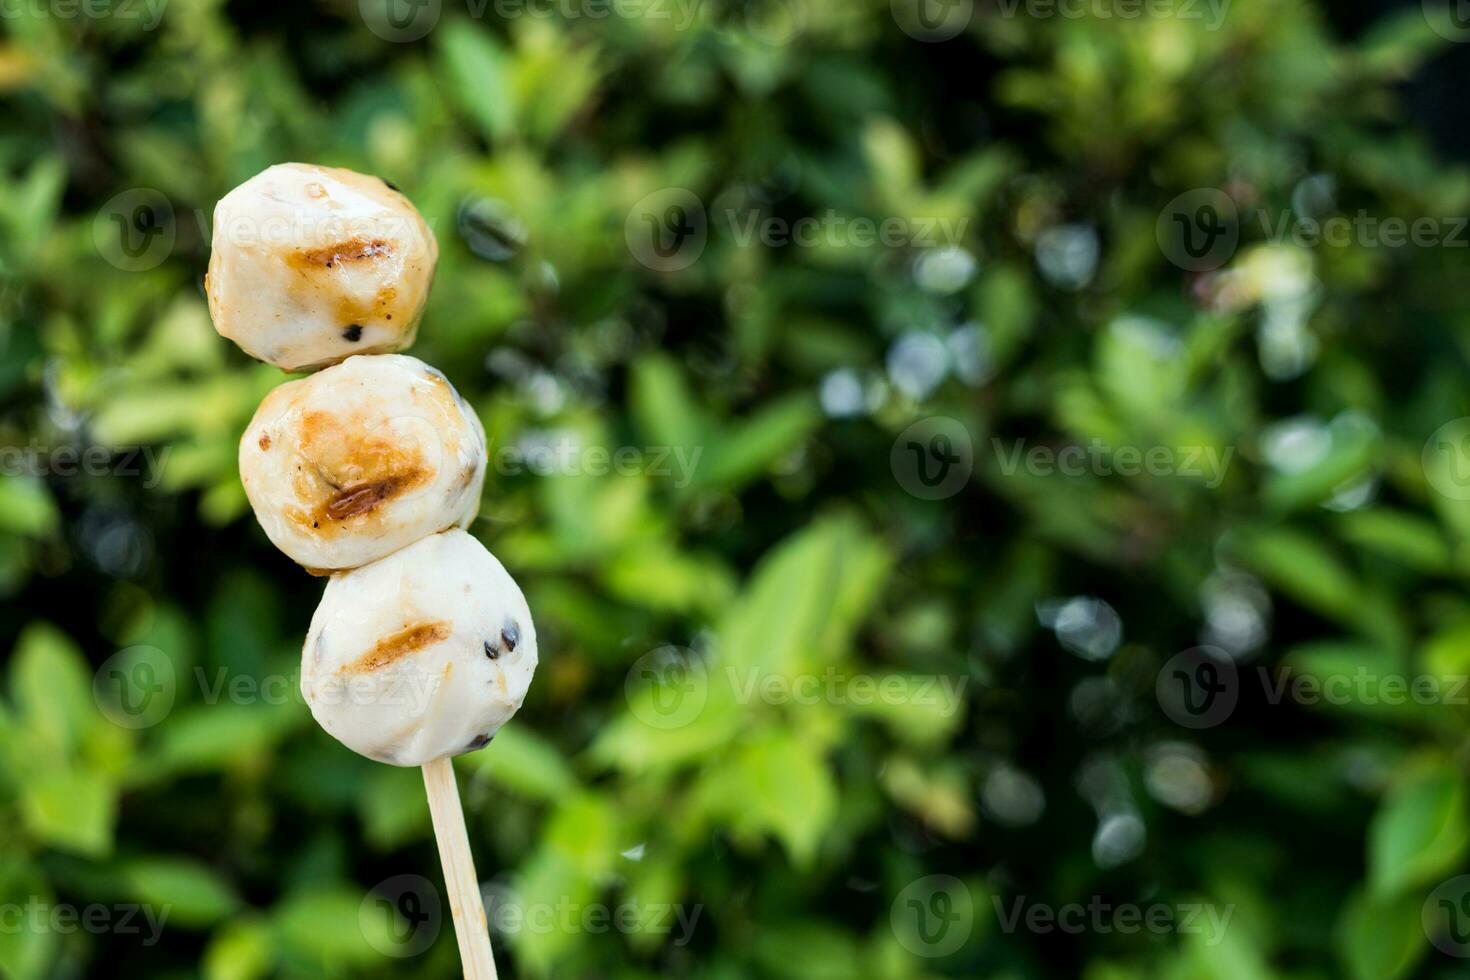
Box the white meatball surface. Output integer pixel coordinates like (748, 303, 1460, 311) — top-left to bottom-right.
(207, 163, 438, 372)
(240, 354, 485, 571)
(301, 530, 538, 767)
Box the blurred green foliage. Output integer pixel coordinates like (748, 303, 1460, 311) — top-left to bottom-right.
(2, 0, 1470, 977)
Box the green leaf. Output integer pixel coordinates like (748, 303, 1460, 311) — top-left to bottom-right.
(534, 469, 654, 562)
(879, 756, 975, 838)
(1368, 765, 1470, 897)
(1263, 420, 1378, 513)
(698, 395, 821, 491)
(21, 767, 116, 857)
(0, 478, 59, 537)
(862, 118, 920, 201)
(1096, 315, 1186, 423)
(1360, 9, 1455, 75)
(510, 25, 603, 144)
(1229, 527, 1362, 624)
(718, 513, 889, 676)
(545, 792, 622, 878)
(1422, 623, 1470, 684)
(10, 622, 96, 759)
(438, 21, 514, 144)
(0, 917, 51, 980)
(753, 921, 862, 980)
(272, 887, 384, 967)
(118, 857, 240, 928)
(506, 850, 596, 971)
(621, 855, 685, 953)
(358, 766, 430, 851)
(1277, 641, 1441, 727)
(629, 353, 706, 453)
(0, 155, 65, 268)
(852, 675, 969, 748)
(589, 679, 742, 775)
(89, 376, 258, 447)
(978, 262, 1037, 364)
(733, 729, 837, 866)
(0, 857, 55, 980)
(1337, 888, 1428, 980)
(462, 724, 578, 803)
(203, 916, 277, 980)
(1336, 508, 1451, 574)
(143, 702, 303, 782)
(1174, 901, 1272, 980)
(602, 544, 735, 614)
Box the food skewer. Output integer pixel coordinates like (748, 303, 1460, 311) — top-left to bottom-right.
(424, 757, 498, 979)
(209, 163, 536, 979)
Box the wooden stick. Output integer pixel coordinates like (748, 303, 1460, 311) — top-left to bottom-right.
(422, 756, 498, 979)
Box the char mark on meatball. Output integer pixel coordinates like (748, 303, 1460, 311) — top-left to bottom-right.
(340, 621, 451, 674)
(324, 473, 415, 521)
(297, 237, 394, 269)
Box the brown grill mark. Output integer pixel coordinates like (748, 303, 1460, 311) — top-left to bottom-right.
(290, 410, 433, 534)
(324, 474, 417, 521)
(294, 237, 394, 269)
(340, 621, 451, 675)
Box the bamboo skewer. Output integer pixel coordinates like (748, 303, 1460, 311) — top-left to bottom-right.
(422, 756, 498, 980)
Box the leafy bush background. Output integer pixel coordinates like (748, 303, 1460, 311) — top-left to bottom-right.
(1, 0, 1470, 977)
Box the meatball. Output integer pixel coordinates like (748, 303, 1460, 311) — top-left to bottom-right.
(240, 354, 485, 571)
(207, 163, 438, 372)
(300, 530, 538, 767)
